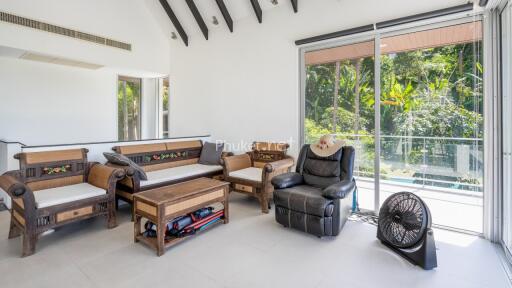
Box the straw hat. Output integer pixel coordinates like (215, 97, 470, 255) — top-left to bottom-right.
(310, 134, 345, 157)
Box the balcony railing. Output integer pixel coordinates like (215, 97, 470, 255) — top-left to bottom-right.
(307, 133, 484, 194)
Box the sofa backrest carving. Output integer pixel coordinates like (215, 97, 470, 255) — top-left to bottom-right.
(14, 148, 89, 191)
(112, 140, 203, 172)
(249, 142, 289, 168)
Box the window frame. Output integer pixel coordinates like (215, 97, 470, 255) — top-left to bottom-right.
(298, 14, 486, 235)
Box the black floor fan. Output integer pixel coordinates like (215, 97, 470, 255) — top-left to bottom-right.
(377, 192, 437, 270)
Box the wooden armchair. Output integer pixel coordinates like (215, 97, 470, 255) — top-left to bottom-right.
(0, 148, 125, 257)
(222, 142, 294, 213)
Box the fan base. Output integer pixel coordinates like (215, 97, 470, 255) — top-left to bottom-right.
(377, 228, 437, 270)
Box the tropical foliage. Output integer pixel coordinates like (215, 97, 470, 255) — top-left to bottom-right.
(305, 41, 484, 191)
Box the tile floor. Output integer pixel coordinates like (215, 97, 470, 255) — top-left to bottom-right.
(0, 193, 510, 288)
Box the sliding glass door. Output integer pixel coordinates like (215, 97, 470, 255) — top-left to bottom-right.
(501, 1, 512, 255)
(304, 40, 376, 211)
(379, 22, 484, 232)
(302, 18, 484, 233)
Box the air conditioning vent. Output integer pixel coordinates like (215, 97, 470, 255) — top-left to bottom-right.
(20, 52, 104, 70)
(0, 11, 131, 51)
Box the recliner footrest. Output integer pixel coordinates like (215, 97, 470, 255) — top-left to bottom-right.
(275, 205, 334, 237)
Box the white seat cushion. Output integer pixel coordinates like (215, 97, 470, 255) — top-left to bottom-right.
(229, 167, 262, 182)
(35, 183, 106, 208)
(140, 164, 223, 187)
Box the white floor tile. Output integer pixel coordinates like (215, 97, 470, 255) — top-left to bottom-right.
(0, 193, 509, 288)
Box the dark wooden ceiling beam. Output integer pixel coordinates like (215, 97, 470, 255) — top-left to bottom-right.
(186, 0, 209, 40)
(215, 0, 233, 32)
(159, 0, 188, 46)
(291, 0, 298, 13)
(250, 0, 262, 23)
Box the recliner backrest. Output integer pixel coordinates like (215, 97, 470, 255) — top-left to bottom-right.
(296, 144, 355, 188)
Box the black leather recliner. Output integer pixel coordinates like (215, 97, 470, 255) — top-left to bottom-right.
(271, 144, 356, 237)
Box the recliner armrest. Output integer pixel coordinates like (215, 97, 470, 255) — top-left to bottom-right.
(271, 172, 303, 189)
(322, 180, 355, 200)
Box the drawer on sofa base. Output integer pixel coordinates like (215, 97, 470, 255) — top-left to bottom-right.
(56, 206, 93, 223)
(234, 184, 254, 193)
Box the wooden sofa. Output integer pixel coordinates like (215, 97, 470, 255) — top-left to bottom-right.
(109, 140, 230, 206)
(222, 142, 294, 213)
(0, 148, 125, 256)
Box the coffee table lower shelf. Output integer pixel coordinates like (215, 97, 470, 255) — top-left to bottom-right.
(134, 217, 224, 252)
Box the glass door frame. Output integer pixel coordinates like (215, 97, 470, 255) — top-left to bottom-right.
(299, 13, 487, 233)
(498, 0, 512, 262)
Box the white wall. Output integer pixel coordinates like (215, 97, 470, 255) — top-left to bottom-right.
(168, 0, 469, 156)
(0, 0, 171, 75)
(0, 0, 172, 146)
(0, 57, 118, 145)
(141, 78, 159, 140)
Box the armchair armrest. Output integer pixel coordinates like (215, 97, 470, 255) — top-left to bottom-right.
(87, 163, 126, 190)
(222, 154, 252, 173)
(263, 157, 294, 173)
(0, 174, 27, 198)
(221, 151, 234, 158)
(105, 162, 135, 177)
(271, 172, 304, 189)
(0, 171, 36, 212)
(262, 157, 295, 184)
(322, 180, 355, 200)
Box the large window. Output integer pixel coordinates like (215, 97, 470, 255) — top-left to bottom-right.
(118, 76, 141, 141)
(303, 20, 484, 233)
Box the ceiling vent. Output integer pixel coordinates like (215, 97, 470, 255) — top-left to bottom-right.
(19, 52, 104, 70)
(0, 11, 131, 51)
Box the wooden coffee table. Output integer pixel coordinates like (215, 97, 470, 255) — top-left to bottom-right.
(133, 177, 230, 256)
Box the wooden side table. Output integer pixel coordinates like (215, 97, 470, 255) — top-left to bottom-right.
(133, 178, 229, 256)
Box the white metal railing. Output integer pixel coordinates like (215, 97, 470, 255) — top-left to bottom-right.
(308, 133, 484, 193)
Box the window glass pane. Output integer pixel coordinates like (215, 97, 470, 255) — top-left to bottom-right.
(379, 22, 484, 232)
(118, 77, 141, 141)
(305, 40, 376, 211)
(162, 79, 169, 138)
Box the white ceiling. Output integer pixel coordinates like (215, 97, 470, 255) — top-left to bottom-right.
(144, 0, 294, 41)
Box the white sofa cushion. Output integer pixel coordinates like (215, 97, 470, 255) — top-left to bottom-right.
(229, 167, 263, 182)
(140, 164, 223, 187)
(35, 183, 106, 208)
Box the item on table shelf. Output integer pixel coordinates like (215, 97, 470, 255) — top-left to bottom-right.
(377, 192, 437, 270)
(176, 210, 225, 238)
(191, 207, 214, 221)
(169, 216, 193, 234)
(143, 206, 216, 238)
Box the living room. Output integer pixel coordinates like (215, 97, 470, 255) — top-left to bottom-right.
(0, 0, 511, 287)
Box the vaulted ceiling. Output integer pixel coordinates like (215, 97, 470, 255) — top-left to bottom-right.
(145, 0, 299, 46)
